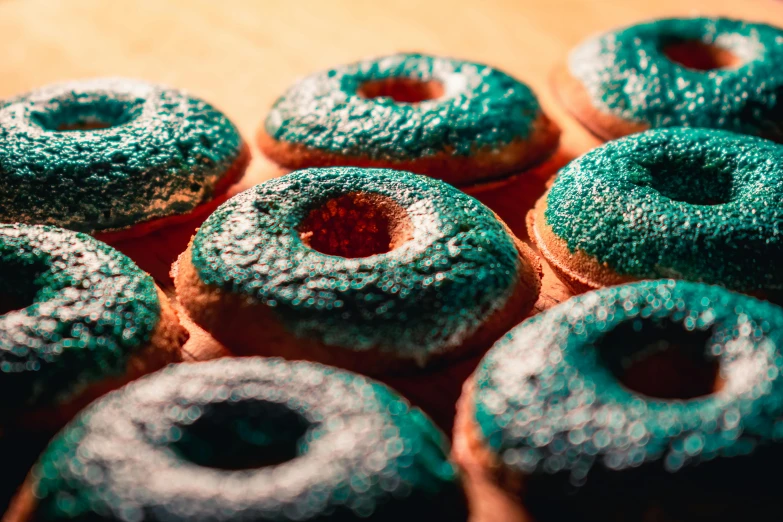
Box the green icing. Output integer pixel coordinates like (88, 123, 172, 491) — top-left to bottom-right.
(545, 128, 783, 292)
(265, 53, 543, 160)
(0, 78, 245, 233)
(190, 167, 522, 361)
(569, 17, 783, 138)
(473, 280, 783, 518)
(31, 357, 466, 521)
(0, 224, 160, 413)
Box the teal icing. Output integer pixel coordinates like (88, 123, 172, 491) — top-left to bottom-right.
(545, 128, 783, 292)
(473, 280, 783, 517)
(265, 53, 544, 160)
(0, 78, 245, 233)
(569, 17, 783, 138)
(190, 167, 523, 361)
(0, 224, 161, 413)
(31, 357, 466, 521)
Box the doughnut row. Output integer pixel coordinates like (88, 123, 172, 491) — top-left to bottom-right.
(1, 14, 783, 522)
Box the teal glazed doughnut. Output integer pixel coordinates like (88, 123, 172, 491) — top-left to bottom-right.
(0, 224, 185, 430)
(457, 280, 783, 521)
(556, 17, 783, 141)
(0, 78, 249, 239)
(258, 53, 560, 185)
(11, 358, 467, 522)
(528, 128, 783, 294)
(175, 167, 541, 374)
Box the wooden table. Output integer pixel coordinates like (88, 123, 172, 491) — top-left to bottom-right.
(2, 0, 783, 511)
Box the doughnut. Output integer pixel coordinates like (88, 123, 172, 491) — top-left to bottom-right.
(175, 167, 541, 374)
(0, 78, 250, 241)
(454, 279, 783, 522)
(553, 17, 783, 141)
(0, 224, 186, 432)
(258, 53, 560, 185)
(5, 357, 468, 522)
(527, 128, 783, 294)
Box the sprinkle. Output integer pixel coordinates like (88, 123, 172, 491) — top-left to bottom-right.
(31, 357, 465, 521)
(545, 128, 783, 292)
(0, 224, 160, 413)
(0, 78, 244, 233)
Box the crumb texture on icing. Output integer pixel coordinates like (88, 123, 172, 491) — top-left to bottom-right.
(265, 53, 544, 160)
(190, 167, 523, 359)
(472, 280, 783, 518)
(545, 128, 783, 291)
(0, 78, 245, 233)
(31, 357, 465, 521)
(0, 224, 160, 413)
(569, 17, 783, 137)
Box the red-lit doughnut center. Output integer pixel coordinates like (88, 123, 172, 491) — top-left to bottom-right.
(358, 77, 444, 103)
(299, 192, 413, 258)
(663, 40, 740, 71)
(56, 120, 115, 131)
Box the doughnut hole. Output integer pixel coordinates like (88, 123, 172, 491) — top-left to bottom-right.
(597, 319, 725, 400)
(299, 192, 413, 258)
(31, 97, 143, 132)
(358, 77, 444, 103)
(636, 158, 734, 205)
(663, 40, 741, 71)
(171, 401, 310, 471)
(0, 258, 46, 315)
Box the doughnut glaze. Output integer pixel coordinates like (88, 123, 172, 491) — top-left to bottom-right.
(177, 167, 541, 372)
(0, 224, 184, 425)
(17, 358, 467, 522)
(260, 53, 559, 184)
(0, 78, 247, 235)
(531, 128, 783, 293)
(459, 280, 783, 521)
(562, 17, 783, 140)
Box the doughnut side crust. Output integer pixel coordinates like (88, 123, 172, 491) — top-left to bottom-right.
(14, 286, 187, 432)
(550, 64, 647, 142)
(174, 235, 541, 375)
(258, 113, 560, 186)
(527, 190, 633, 294)
(452, 377, 530, 522)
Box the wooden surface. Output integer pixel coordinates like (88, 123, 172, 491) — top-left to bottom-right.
(3, 0, 783, 507)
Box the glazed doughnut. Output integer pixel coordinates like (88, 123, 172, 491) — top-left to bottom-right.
(454, 280, 783, 522)
(258, 53, 560, 185)
(528, 128, 783, 294)
(553, 17, 783, 141)
(0, 224, 186, 432)
(175, 167, 541, 374)
(0, 78, 249, 241)
(5, 357, 467, 522)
